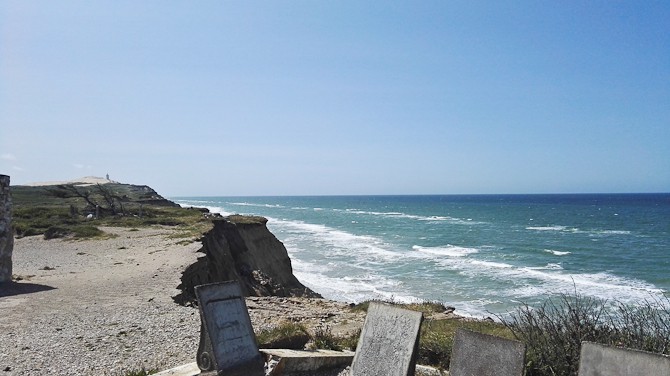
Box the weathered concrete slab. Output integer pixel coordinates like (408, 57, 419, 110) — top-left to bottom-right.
(579, 341, 670, 376)
(350, 302, 423, 376)
(263, 348, 354, 375)
(195, 281, 265, 376)
(153, 362, 200, 376)
(449, 328, 525, 376)
(0, 175, 13, 283)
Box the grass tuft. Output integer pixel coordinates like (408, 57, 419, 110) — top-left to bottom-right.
(123, 367, 157, 376)
(256, 321, 310, 349)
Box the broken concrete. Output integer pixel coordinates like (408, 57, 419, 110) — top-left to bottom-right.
(195, 281, 265, 376)
(579, 341, 670, 376)
(350, 302, 423, 376)
(0, 175, 12, 283)
(449, 328, 525, 376)
(264, 349, 354, 375)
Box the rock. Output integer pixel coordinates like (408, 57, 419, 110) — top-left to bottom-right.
(175, 216, 321, 304)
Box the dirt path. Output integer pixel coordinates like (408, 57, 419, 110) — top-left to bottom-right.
(0, 227, 364, 375)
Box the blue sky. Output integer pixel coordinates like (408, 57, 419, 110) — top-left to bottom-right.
(1, 1, 668, 196)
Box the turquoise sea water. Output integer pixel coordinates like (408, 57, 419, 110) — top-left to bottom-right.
(172, 194, 670, 317)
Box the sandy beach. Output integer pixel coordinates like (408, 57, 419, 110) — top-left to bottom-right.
(0, 227, 364, 375)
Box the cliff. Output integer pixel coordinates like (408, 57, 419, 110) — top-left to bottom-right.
(176, 215, 321, 304)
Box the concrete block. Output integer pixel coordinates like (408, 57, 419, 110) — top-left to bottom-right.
(579, 341, 670, 376)
(449, 328, 525, 376)
(263, 348, 354, 375)
(0, 175, 13, 283)
(350, 302, 423, 376)
(195, 281, 265, 376)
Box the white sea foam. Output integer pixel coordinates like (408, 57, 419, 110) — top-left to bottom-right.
(269, 219, 402, 264)
(423, 246, 665, 306)
(590, 230, 632, 236)
(527, 225, 570, 231)
(228, 202, 284, 208)
(545, 249, 572, 256)
(470, 260, 514, 269)
(528, 263, 564, 270)
(527, 226, 632, 237)
(343, 209, 480, 225)
(508, 270, 665, 304)
(412, 245, 479, 258)
(290, 258, 419, 304)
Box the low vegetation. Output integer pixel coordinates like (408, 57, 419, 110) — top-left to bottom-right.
(11, 183, 212, 240)
(122, 368, 157, 376)
(259, 296, 670, 375)
(226, 214, 268, 225)
(501, 293, 670, 376)
(256, 321, 311, 349)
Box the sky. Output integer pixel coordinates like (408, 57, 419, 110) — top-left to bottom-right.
(1, 1, 669, 196)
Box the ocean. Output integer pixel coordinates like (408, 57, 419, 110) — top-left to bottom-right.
(172, 194, 669, 318)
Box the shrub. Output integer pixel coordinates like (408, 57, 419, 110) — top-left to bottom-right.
(417, 318, 513, 370)
(307, 325, 360, 351)
(501, 293, 670, 376)
(44, 226, 71, 239)
(123, 368, 157, 376)
(310, 325, 343, 351)
(256, 321, 310, 349)
(348, 299, 512, 370)
(42, 225, 104, 240)
(71, 225, 104, 239)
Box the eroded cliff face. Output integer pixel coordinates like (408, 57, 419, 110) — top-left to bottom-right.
(176, 215, 321, 304)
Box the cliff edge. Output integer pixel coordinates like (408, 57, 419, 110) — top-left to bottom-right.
(176, 215, 321, 304)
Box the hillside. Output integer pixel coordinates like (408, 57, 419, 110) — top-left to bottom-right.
(11, 177, 210, 239)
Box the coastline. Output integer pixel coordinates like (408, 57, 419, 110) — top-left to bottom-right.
(0, 226, 366, 375)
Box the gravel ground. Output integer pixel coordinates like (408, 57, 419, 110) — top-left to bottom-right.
(0, 227, 365, 376)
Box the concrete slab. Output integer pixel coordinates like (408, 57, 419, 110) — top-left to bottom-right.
(449, 328, 525, 376)
(263, 349, 354, 375)
(154, 359, 449, 376)
(350, 302, 424, 376)
(153, 362, 200, 376)
(579, 341, 670, 376)
(195, 281, 265, 376)
(415, 364, 448, 376)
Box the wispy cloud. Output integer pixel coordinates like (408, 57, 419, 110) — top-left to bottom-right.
(1, 153, 17, 161)
(73, 163, 92, 169)
(12, 166, 25, 171)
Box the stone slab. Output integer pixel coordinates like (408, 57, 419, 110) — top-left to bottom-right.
(350, 302, 423, 376)
(578, 341, 670, 376)
(0, 174, 13, 283)
(153, 362, 200, 376)
(263, 348, 354, 375)
(195, 281, 265, 376)
(449, 328, 525, 376)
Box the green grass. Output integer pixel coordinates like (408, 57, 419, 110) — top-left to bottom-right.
(272, 300, 516, 369)
(418, 319, 514, 370)
(349, 299, 449, 315)
(122, 368, 157, 376)
(347, 299, 512, 370)
(226, 214, 268, 225)
(11, 184, 213, 240)
(256, 321, 310, 349)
